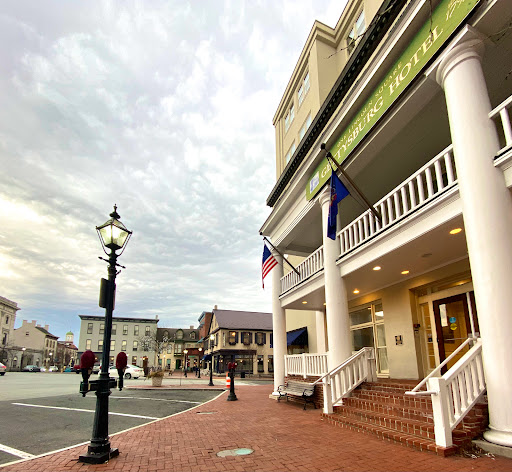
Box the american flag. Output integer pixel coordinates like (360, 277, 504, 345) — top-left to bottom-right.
(262, 243, 278, 288)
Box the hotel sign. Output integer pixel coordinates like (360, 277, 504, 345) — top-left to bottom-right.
(306, 0, 480, 201)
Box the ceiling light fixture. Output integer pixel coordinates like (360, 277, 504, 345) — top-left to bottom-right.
(353, 289, 360, 294)
(373, 266, 381, 271)
(302, 301, 307, 304)
(401, 270, 410, 275)
(450, 228, 462, 235)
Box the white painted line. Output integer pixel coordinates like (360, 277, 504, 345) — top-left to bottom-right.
(111, 396, 201, 404)
(0, 444, 35, 459)
(11, 403, 158, 420)
(1, 391, 227, 469)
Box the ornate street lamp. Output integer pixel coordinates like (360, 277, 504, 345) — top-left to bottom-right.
(208, 334, 215, 386)
(79, 205, 132, 464)
(197, 347, 203, 378)
(183, 349, 188, 377)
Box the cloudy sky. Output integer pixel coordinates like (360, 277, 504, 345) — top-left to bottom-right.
(0, 0, 344, 341)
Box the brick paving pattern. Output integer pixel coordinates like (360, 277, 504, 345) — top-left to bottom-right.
(3, 384, 512, 472)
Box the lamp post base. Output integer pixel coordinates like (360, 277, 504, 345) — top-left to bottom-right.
(79, 446, 119, 464)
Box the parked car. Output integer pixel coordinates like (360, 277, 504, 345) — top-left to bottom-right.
(22, 365, 41, 372)
(39, 366, 47, 372)
(109, 364, 144, 379)
(48, 366, 59, 372)
(0, 362, 6, 375)
(92, 362, 100, 374)
(63, 365, 80, 373)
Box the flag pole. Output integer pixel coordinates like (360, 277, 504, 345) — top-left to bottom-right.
(321, 144, 382, 224)
(262, 237, 300, 276)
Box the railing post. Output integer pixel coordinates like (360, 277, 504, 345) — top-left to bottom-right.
(428, 377, 453, 448)
(302, 353, 307, 379)
(284, 355, 288, 377)
(366, 350, 377, 382)
(323, 376, 333, 414)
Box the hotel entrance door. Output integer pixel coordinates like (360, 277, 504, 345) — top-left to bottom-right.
(432, 293, 478, 371)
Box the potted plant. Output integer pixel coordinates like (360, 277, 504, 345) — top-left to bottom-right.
(148, 369, 165, 387)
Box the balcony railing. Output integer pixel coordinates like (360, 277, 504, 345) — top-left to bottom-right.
(490, 94, 512, 152)
(280, 246, 324, 294)
(339, 144, 457, 256)
(284, 352, 328, 378)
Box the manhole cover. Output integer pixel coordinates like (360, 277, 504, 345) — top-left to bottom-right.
(217, 448, 254, 457)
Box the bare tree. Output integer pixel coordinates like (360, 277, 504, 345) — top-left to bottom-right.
(138, 329, 169, 369)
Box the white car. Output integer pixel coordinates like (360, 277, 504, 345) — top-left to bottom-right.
(0, 362, 6, 375)
(48, 366, 59, 372)
(109, 364, 144, 379)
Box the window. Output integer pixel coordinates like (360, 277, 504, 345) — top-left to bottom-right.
(228, 331, 238, 345)
(110, 340, 115, 351)
(285, 142, 296, 164)
(112, 324, 117, 335)
(258, 355, 264, 373)
(6, 315, 9, 324)
(134, 325, 139, 336)
(242, 332, 252, 345)
(2, 332, 7, 345)
(176, 330, 183, 340)
(350, 301, 388, 374)
(123, 325, 128, 335)
(175, 344, 182, 354)
(299, 114, 312, 141)
(99, 324, 104, 335)
(347, 10, 365, 54)
(284, 104, 295, 132)
(87, 323, 93, 334)
(133, 341, 138, 351)
(297, 71, 310, 105)
(167, 345, 172, 354)
(121, 340, 127, 351)
(256, 332, 266, 345)
(190, 332, 196, 340)
(132, 356, 137, 365)
(86, 339, 92, 350)
(98, 340, 103, 351)
(215, 333, 218, 346)
(268, 355, 274, 372)
(145, 326, 150, 336)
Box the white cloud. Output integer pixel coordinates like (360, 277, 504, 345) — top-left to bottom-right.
(0, 0, 344, 340)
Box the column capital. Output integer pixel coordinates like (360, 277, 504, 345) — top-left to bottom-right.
(434, 26, 485, 88)
(318, 186, 331, 208)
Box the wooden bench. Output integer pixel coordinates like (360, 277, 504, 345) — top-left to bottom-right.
(277, 380, 316, 410)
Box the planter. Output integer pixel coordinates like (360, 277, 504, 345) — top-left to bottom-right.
(151, 376, 163, 387)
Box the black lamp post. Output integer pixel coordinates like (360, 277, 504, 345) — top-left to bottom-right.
(208, 334, 214, 386)
(79, 205, 132, 464)
(184, 349, 188, 377)
(197, 347, 202, 378)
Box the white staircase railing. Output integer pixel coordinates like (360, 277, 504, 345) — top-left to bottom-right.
(338, 144, 457, 256)
(406, 337, 485, 448)
(490, 94, 512, 153)
(285, 352, 328, 378)
(314, 347, 376, 414)
(280, 246, 324, 293)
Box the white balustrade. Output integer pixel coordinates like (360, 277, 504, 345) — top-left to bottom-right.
(280, 246, 324, 293)
(338, 145, 457, 256)
(284, 352, 328, 378)
(313, 347, 376, 414)
(406, 337, 485, 448)
(490, 94, 512, 151)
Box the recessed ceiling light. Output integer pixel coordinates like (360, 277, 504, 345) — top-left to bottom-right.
(373, 266, 381, 271)
(401, 270, 410, 275)
(323, 302, 326, 306)
(421, 253, 432, 258)
(302, 301, 307, 304)
(450, 228, 462, 235)
(353, 289, 360, 294)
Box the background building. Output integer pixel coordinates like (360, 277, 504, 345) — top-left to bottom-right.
(78, 314, 158, 369)
(0, 296, 19, 369)
(12, 320, 58, 368)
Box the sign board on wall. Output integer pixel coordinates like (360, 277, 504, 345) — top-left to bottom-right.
(306, 0, 480, 201)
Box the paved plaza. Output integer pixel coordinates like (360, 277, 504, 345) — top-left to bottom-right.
(2, 383, 512, 472)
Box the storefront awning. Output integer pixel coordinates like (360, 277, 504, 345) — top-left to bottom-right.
(202, 354, 212, 361)
(287, 327, 308, 346)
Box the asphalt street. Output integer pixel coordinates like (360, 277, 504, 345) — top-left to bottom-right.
(0, 373, 223, 466)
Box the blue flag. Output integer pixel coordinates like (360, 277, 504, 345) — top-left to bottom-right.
(327, 170, 349, 240)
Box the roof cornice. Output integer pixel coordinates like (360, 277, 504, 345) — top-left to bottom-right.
(266, 0, 408, 207)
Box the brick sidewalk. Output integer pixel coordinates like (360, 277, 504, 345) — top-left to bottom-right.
(3, 385, 512, 472)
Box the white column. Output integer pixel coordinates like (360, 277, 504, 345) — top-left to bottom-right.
(436, 34, 512, 447)
(319, 188, 352, 370)
(315, 310, 327, 353)
(271, 252, 287, 394)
